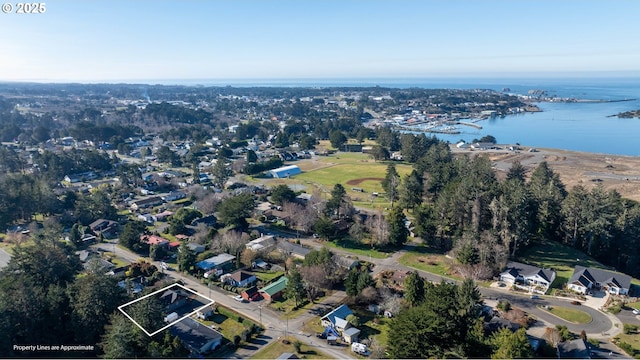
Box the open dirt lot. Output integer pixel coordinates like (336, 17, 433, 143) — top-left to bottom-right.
(452, 145, 640, 202)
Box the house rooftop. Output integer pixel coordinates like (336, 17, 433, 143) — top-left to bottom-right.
(321, 304, 353, 326)
(170, 318, 222, 353)
(557, 338, 590, 359)
(259, 276, 288, 296)
(504, 261, 556, 283)
(569, 265, 631, 290)
(196, 253, 236, 271)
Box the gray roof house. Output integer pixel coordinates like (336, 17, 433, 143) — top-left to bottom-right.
(568, 265, 631, 296)
(170, 317, 223, 355)
(557, 338, 590, 359)
(499, 261, 556, 293)
(321, 304, 353, 332)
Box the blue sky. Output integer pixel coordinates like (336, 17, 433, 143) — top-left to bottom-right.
(1, 0, 639, 82)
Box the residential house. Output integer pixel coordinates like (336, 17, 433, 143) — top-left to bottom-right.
(191, 214, 217, 226)
(137, 213, 156, 223)
(276, 353, 300, 360)
(187, 242, 205, 254)
(196, 253, 236, 271)
(557, 338, 591, 359)
(221, 270, 257, 288)
(259, 277, 288, 302)
(252, 259, 270, 270)
(170, 317, 223, 355)
(335, 256, 360, 270)
(484, 316, 521, 335)
(161, 289, 191, 312)
(321, 304, 354, 333)
(64, 171, 97, 183)
(499, 261, 556, 294)
(88, 219, 118, 236)
(140, 234, 170, 248)
(567, 266, 631, 296)
(246, 235, 276, 253)
(242, 286, 262, 301)
(162, 191, 186, 202)
(130, 196, 164, 211)
(196, 304, 217, 320)
(277, 241, 311, 259)
(155, 210, 173, 221)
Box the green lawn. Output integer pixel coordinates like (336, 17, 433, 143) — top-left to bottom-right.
(539, 305, 592, 324)
(255, 270, 284, 283)
(352, 307, 391, 347)
(325, 237, 391, 259)
(197, 307, 256, 342)
(271, 292, 331, 319)
(398, 244, 457, 280)
(517, 240, 609, 289)
(614, 328, 640, 358)
(250, 336, 330, 359)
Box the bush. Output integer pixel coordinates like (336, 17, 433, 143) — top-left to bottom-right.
(609, 304, 622, 314)
(624, 324, 639, 335)
(570, 301, 582, 305)
(497, 300, 511, 312)
(237, 316, 243, 324)
(242, 329, 251, 342)
(293, 340, 302, 353)
(233, 335, 241, 346)
(617, 341, 635, 356)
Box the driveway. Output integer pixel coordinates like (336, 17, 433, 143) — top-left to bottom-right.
(0, 248, 11, 268)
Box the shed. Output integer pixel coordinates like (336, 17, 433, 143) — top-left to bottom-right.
(196, 253, 236, 271)
(343, 327, 361, 344)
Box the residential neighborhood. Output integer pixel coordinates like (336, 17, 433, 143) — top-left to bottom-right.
(0, 81, 639, 359)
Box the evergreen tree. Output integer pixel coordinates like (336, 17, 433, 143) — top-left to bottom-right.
(388, 206, 409, 247)
(285, 268, 305, 308)
(345, 267, 359, 297)
(490, 327, 533, 359)
(382, 164, 400, 204)
(404, 272, 425, 306)
(177, 240, 196, 272)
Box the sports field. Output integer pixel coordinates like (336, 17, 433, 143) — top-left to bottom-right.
(287, 152, 413, 209)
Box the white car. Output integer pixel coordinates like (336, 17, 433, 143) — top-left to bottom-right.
(633, 308, 640, 315)
(233, 295, 245, 302)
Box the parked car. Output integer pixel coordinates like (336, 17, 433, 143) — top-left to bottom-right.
(632, 308, 640, 315)
(233, 295, 246, 302)
(530, 295, 539, 299)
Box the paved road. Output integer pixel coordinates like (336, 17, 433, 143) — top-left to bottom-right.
(297, 237, 619, 339)
(96, 240, 356, 359)
(0, 248, 11, 268)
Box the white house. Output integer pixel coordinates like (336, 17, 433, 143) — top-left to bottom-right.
(499, 261, 556, 293)
(568, 266, 631, 295)
(245, 235, 276, 253)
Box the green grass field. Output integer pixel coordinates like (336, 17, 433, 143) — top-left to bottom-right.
(540, 305, 592, 324)
(261, 152, 413, 210)
(198, 306, 256, 342)
(614, 326, 640, 357)
(398, 244, 457, 279)
(517, 240, 609, 289)
(325, 237, 391, 259)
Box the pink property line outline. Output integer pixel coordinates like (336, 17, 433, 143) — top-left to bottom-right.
(118, 283, 215, 337)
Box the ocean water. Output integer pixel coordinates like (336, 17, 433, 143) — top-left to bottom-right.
(167, 77, 640, 156)
(405, 78, 640, 156)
